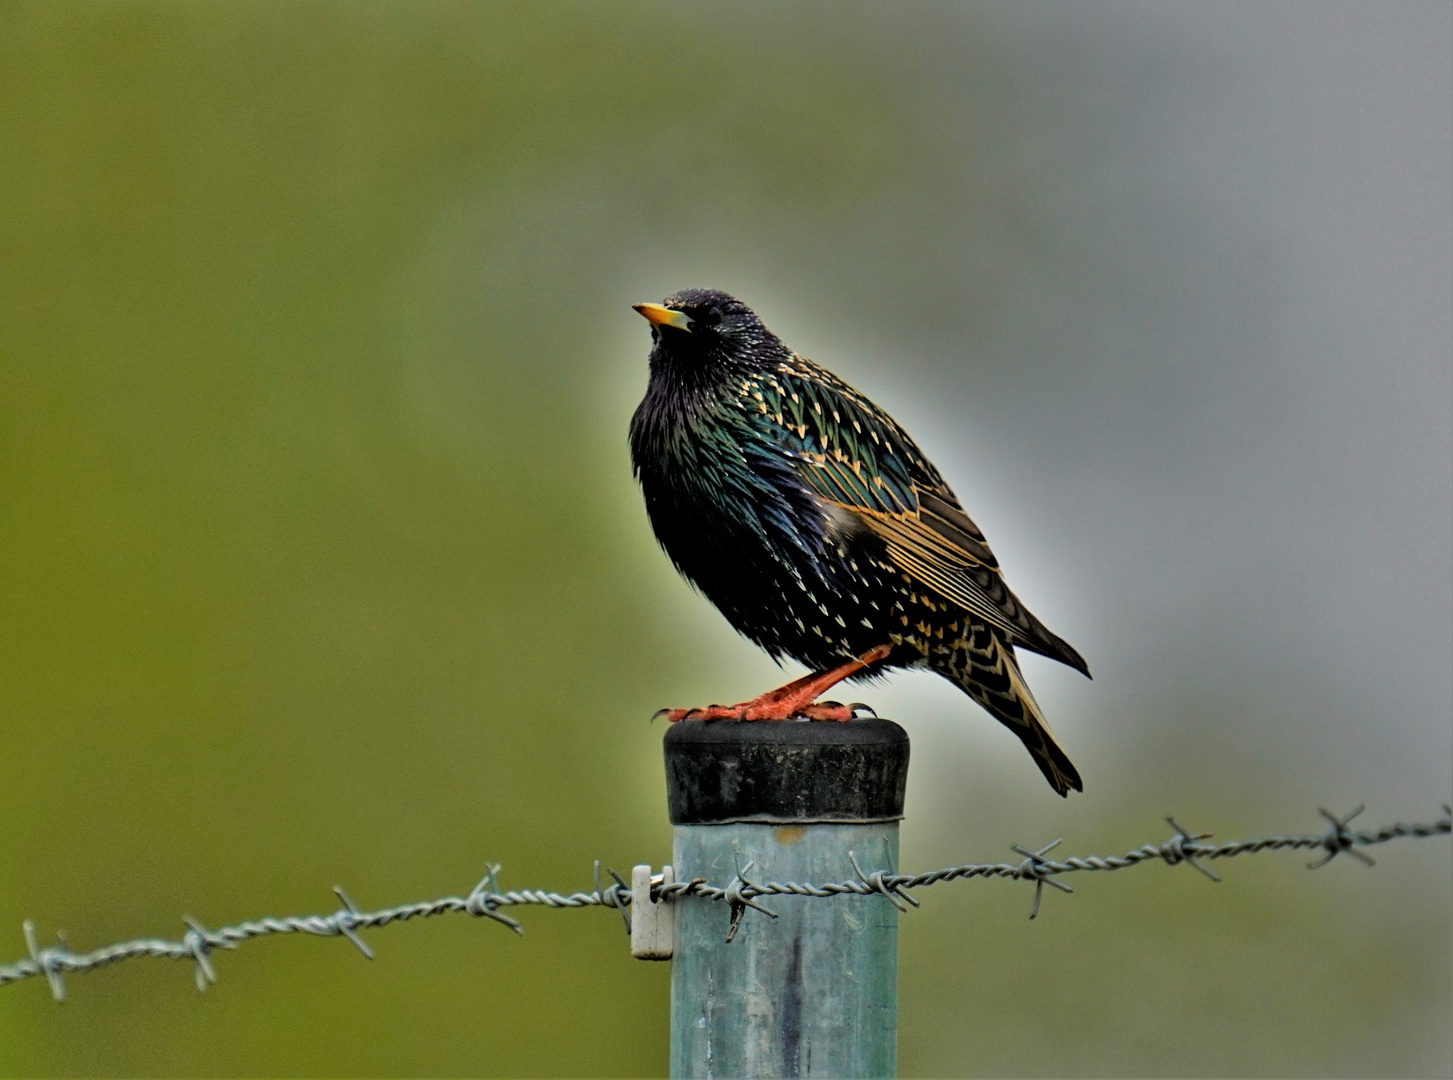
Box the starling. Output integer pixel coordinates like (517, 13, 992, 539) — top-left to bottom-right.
(629, 289, 1090, 795)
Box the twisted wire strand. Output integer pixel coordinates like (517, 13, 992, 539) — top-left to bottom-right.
(3, 806, 1446, 999)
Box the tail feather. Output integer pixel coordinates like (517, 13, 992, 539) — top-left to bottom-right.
(941, 626, 1083, 796)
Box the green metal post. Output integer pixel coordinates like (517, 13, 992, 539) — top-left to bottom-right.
(663, 718, 910, 1079)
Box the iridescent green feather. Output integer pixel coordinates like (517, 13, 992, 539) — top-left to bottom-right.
(735, 360, 921, 517)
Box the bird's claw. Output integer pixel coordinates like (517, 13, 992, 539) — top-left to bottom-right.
(654, 699, 876, 722)
(655, 704, 752, 723)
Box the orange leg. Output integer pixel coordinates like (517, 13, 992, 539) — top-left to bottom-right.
(657, 645, 892, 723)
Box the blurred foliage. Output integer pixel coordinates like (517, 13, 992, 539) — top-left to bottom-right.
(0, 2, 1446, 1076)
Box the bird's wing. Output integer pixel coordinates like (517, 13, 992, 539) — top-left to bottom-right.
(742, 359, 1088, 674)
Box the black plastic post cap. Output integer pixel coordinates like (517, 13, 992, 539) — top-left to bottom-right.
(663, 718, 910, 825)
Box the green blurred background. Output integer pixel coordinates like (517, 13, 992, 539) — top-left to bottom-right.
(2, 2, 1449, 1075)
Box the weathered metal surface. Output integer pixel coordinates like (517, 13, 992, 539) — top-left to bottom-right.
(665, 717, 909, 1079)
(670, 822, 900, 1079)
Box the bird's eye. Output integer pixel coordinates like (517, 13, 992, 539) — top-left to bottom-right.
(697, 305, 723, 328)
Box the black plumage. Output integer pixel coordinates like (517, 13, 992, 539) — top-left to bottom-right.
(629, 288, 1090, 795)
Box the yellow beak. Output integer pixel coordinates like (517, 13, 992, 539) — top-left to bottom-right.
(633, 302, 693, 332)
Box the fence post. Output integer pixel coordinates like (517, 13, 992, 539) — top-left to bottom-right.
(663, 717, 910, 1079)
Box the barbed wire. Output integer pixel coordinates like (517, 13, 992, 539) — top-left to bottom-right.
(2, 804, 1447, 1001)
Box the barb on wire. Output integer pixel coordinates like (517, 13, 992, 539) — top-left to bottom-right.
(181, 916, 227, 993)
(848, 850, 918, 912)
(1308, 805, 1376, 870)
(603, 866, 633, 934)
(23, 920, 65, 1003)
(1010, 839, 1075, 920)
(724, 856, 777, 944)
(465, 864, 523, 934)
(331, 886, 374, 959)
(2, 805, 1446, 999)
(1162, 816, 1221, 881)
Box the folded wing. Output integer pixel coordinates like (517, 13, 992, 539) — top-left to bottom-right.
(756, 359, 1089, 677)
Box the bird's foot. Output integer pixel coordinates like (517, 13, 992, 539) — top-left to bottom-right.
(796, 701, 858, 722)
(652, 645, 891, 724)
(653, 703, 751, 723)
(652, 699, 857, 723)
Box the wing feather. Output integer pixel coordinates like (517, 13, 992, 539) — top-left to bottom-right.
(745, 357, 1088, 676)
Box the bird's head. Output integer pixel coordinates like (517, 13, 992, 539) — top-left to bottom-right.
(632, 288, 787, 380)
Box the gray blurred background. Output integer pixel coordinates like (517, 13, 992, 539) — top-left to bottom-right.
(1, 1, 1448, 1075)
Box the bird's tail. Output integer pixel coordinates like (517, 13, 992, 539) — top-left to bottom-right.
(940, 626, 1083, 797)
